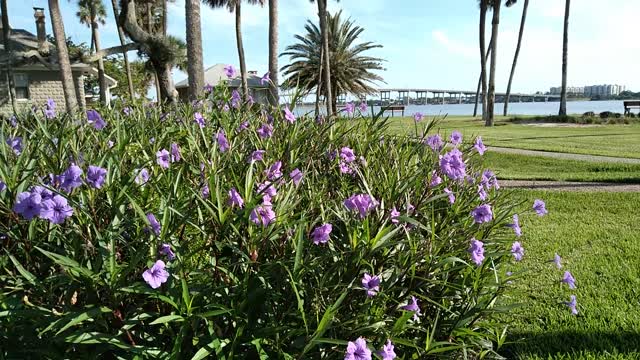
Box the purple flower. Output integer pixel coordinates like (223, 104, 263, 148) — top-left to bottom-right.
(257, 123, 273, 139)
(474, 136, 487, 155)
(123, 106, 132, 116)
(477, 184, 488, 201)
(414, 112, 424, 122)
(170, 143, 181, 162)
(44, 98, 56, 119)
(359, 102, 368, 112)
(311, 223, 332, 245)
(533, 199, 548, 216)
(553, 253, 562, 269)
(439, 148, 466, 181)
(344, 194, 378, 218)
(86, 109, 106, 130)
(31, 185, 53, 201)
(284, 106, 296, 123)
(251, 149, 266, 162)
(481, 170, 500, 190)
(429, 171, 442, 187)
(257, 181, 277, 199)
(228, 187, 244, 208)
(217, 130, 230, 153)
(340, 147, 356, 163)
(201, 184, 210, 198)
(562, 271, 576, 289)
(265, 161, 282, 180)
(9, 115, 17, 127)
(142, 260, 169, 289)
(194, 112, 206, 128)
(156, 149, 170, 169)
(511, 241, 525, 261)
(224, 64, 236, 78)
(425, 134, 443, 152)
(14, 191, 43, 220)
(260, 71, 270, 85)
(204, 83, 213, 93)
(134, 168, 150, 185)
(450, 130, 463, 146)
(159, 243, 176, 260)
(566, 295, 578, 315)
(339, 161, 354, 175)
(237, 121, 250, 132)
(231, 90, 242, 109)
(344, 102, 355, 114)
(250, 205, 276, 227)
(361, 273, 380, 297)
(59, 164, 83, 192)
(149, 137, 155, 145)
(7, 137, 22, 155)
(507, 214, 522, 237)
(107, 140, 114, 148)
(471, 204, 493, 224)
(40, 195, 73, 224)
(469, 238, 485, 265)
(146, 213, 161, 236)
(345, 337, 372, 360)
(290, 168, 303, 186)
(86, 165, 107, 189)
(401, 296, 421, 321)
(377, 340, 396, 360)
(444, 188, 455, 204)
(390, 207, 400, 224)
(0, 180, 5, 192)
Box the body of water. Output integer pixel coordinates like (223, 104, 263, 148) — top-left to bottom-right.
(294, 100, 629, 117)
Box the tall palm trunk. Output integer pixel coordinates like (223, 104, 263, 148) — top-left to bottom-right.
(268, 0, 279, 106)
(317, 0, 332, 117)
(559, 0, 570, 116)
(90, 4, 108, 105)
(48, 0, 78, 113)
(147, 2, 161, 102)
(314, 46, 324, 117)
(478, 1, 488, 120)
(1, 0, 17, 114)
(485, 0, 501, 126)
(110, 0, 135, 100)
(235, 1, 249, 100)
(186, 0, 204, 99)
(473, 35, 493, 117)
(504, 0, 529, 116)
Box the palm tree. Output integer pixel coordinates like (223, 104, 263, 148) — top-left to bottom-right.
(559, 0, 570, 116)
(49, 0, 78, 112)
(1, 0, 17, 113)
(478, 0, 489, 121)
(267, 0, 279, 106)
(185, 0, 204, 99)
(311, 0, 333, 116)
(473, 35, 492, 117)
(110, 0, 135, 100)
(281, 10, 384, 114)
(503, 0, 527, 116)
(485, 0, 502, 126)
(77, 0, 109, 104)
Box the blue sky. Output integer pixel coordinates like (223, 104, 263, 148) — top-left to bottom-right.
(8, 0, 640, 95)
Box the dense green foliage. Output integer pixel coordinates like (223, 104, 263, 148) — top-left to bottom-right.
(1, 89, 537, 358)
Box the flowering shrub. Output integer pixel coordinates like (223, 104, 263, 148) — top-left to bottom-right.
(1, 88, 544, 358)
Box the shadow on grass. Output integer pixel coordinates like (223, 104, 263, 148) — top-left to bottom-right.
(501, 330, 640, 358)
(492, 133, 632, 142)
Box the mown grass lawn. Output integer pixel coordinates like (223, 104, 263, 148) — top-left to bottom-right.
(483, 152, 640, 183)
(500, 190, 640, 359)
(385, 116, 640, 159)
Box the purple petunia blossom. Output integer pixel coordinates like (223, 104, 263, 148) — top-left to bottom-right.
(311, 223, 332, 245)
(260, 71, 270, 85)
(142, 260, 170, 289)
(425, 134, 444, 152)
(257, 181, 277, 199)
(250, 204, 276, 227)
(344, 194, 378, 218)
(123, 106, 132, 116)
(156, 149, 170, 169)
(290, 168, 303, 186)
(134, 168, 150, 185)
(201, 184, 210, 198)
(86, 165, 107, 189)
(414, 112, 424, 122)
(439, 148, 466, 181)
(217, 130, 230, 152)
(170, 143, 181, 162)
(251, 150, 266, 162)
(474, 136, 487, 155)
(284, 106, 296, 123)
(0, 180, 5, 192)
(562, 271, 576, 289)
(533, 199, 548, 216)
(345, 337, 372, 360)
(444, 188, 455, 204)
(429, 171, 442, 187)
(359, 102, 368, 112)
(481, 169, 500, 190)
(361, 273, 380, 297)
(477, 184, 488, 201)
(107, 140, 114, 148)
(86, 109, 106, 130)
(194, 112, 206, 128)
(40, 195, 73, 224)
(14, 191, 43, 220)
(31, 185, 53, 201)
(566, 295, 578, 315)
(390, 207, 400, 224)
(339, 161, 354, 175)
(146, 213, 161, 236)
(159, 243, 176, 260)
(471, 204, 493, 224)
(224, 64, 236, 78)
(377, 339, 396, 360)
(237, 121, 250, 132)
(204, 83, 213, 93)
(469, 238, 485, 266)
(59, 164, 83, 192)
(265, 161, 283, 180)
(257, 123, 273, 139)
(344, 102, 355, 114)
(7, 137, 23, 155)
(511, 241, 525, 261)
(231, 90, 241, 109)
(507, 214, 522, 237)
(44, 98, 56, 119)
(228, 187, 245, 208)
(340, 147, 356, 163)
(9, 115, 17, 127)
(402, 296, 422, 321)
(450, 130, 463, 146)
(553, 253, 562, 269)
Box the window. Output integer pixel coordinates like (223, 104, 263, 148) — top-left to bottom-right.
(14, 73, 29, 100)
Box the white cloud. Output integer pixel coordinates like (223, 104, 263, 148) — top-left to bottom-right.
(432, 30, 476, 59)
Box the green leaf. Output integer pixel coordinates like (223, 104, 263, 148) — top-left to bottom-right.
(7, 253, 37, 285)
(191, 337, 228, 360)
(149, 314, 184, 325)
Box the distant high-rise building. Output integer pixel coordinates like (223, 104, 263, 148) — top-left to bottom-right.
(551, 84, 626, 97)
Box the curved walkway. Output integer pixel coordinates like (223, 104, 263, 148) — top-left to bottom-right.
(489, 146, 640, 164)
(501, 180, 640, 192)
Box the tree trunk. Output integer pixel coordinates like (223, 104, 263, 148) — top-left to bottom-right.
(186, 0, 204, 100)
(1, 0, 17, 114)
(268, 0, 279, 106)
(473, 35, 493, 117)
(111, 0, 135, 100)
(504, 0, 529, 116)
(90, 4, 108, 105)
(317, 0, 333, 117)
(147, 1, 162, 103)
(478, 1, 488, 121)
(48, 0, 78, 113)
(152, 59, 177, 102)
(559, 0, 570, 116)
(235, 2, 249, 101)
(314, 46, 324, 118)
(485, 0, 501, 126)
